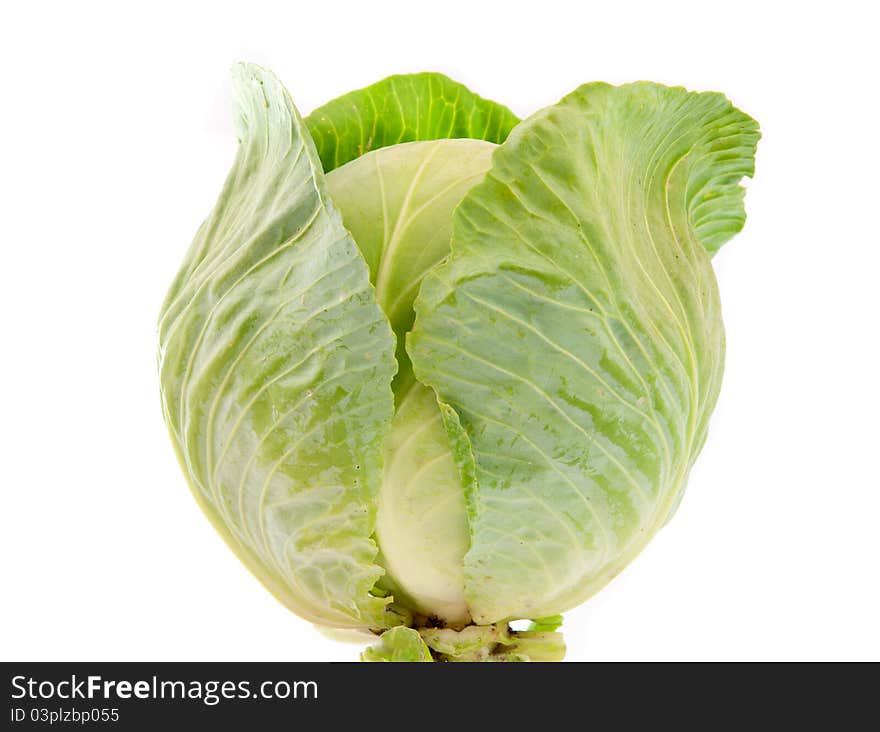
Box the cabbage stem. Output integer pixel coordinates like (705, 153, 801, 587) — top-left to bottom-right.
(362, 623, 566, 662)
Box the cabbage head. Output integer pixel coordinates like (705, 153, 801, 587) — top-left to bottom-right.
(158, 63, 759, 662)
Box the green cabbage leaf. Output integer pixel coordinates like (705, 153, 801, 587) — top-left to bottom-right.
(158, 64, 398, 629)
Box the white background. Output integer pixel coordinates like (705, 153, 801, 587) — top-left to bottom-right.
(2, 0, 878, 662)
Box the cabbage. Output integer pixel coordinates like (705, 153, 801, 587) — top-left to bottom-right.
(158, 63, 759, 661)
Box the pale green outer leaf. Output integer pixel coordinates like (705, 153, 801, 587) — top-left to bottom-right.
(361, 626, 434, 662)
(157, 63, 398, 629)
(409, 83, 759, 623)
(304, 72, 520, 173)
